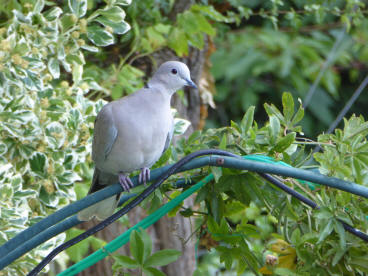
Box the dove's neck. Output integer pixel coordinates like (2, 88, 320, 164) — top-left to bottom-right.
(147, 80, 178, 97)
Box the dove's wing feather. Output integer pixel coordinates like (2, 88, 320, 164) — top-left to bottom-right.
(92, 105, 118, 164)
(163, 118, 174, 154)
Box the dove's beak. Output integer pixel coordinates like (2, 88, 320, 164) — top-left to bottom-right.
(185, 78, 197, 89)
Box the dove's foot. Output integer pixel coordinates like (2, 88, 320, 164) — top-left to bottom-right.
(139, 167, 150, 186)
(118, 173, 134, 192)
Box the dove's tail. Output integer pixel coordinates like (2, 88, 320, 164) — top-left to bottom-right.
(78, 169, 120, 221)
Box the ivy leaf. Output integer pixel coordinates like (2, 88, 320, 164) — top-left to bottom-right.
(195, 13, 216, 36)
(68, 0, 87, 18)
(144, 249, 181, 267)
(168, 28, 188, 57)
(87, 25, 114, 46)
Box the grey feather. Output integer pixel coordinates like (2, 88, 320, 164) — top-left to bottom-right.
(92, 107, 118, 163)
(77, 168, 120, 221)
(162, 120, 174, 154)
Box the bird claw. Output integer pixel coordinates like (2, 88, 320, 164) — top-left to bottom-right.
(118, 173, 134, 192)
(138, 167, 150, 186)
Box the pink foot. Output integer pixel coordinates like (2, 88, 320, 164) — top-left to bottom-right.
(118, 173, 134, 192)
(138, 167, 150, 186)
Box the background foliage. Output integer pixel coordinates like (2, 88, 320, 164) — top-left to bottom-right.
(1, 0, 368, 275)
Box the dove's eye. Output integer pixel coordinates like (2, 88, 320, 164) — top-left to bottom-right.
(171, 68, 177, 75)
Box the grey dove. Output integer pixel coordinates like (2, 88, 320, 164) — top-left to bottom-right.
(78, 61, 197, 221)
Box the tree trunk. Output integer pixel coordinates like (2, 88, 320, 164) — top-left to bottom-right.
(79, 1, 209, 275)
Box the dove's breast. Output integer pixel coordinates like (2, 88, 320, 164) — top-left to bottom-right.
(97, 90, 172, 175)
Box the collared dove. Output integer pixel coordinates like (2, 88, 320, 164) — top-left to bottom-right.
(78, 61, 197, 221)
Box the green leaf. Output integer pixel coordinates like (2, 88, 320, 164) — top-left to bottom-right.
(116, 0, 132, 5)
(130, 230, 145, 264)
(140, 228, 153, 261)
(264, 103, 284, 123)
(219, 134, 227, 149)
(144, 249, 181, 267)
(97, 6, 126, 22)
(81, 44, 99, 52)
(33, 0, 45, 14)
(68, 0, 87, 18)
(318, 219, 334, 244)
(334, 220, 346, 250)
(191, 4, 228, 22)
(240, 106, 255, 136)
(207, 215, 219, 234)
(72, 63, 83, 84)
(195, 13, 216, 36)
(29, 152, 47, 175)
(282, 92, 294, 122)
(269, 115, 280, 142)
(211, 166, 223, 182)
(143, 267, 166, 276)
(168, 28, 188, 57)
(87, 25, 114, 46)
(95, 17, 130, 34)
(65, 228, 90, 262)
(48, 58, 60, 79)
(273, 132, 296, 152)
(112, 255, 139, 269)
(44, 6, 63, 20)
(174, 118, 191, 135)
(332, 246, 347, 266)
(291, 105, 304, 125)
(61, 14, 78, 31)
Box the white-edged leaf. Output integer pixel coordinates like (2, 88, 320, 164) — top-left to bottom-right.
(87, 25, 114, 46)
(48, 58, 60, 79)
(68, 0, 87, 18)
(80, 44, 99, 52)
(44, 7, 63, 20)
(95, 17, 130, 34)
(29, 152, 47, 175)
(33, 0, 45, 14)
(97, 6, 126, 22)
(72, 63, 83, 84)
(174, 118, 191, 135)
(116, 0, 132, 5)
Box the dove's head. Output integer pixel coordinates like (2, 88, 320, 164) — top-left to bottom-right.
(149, 61, 197, 94)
